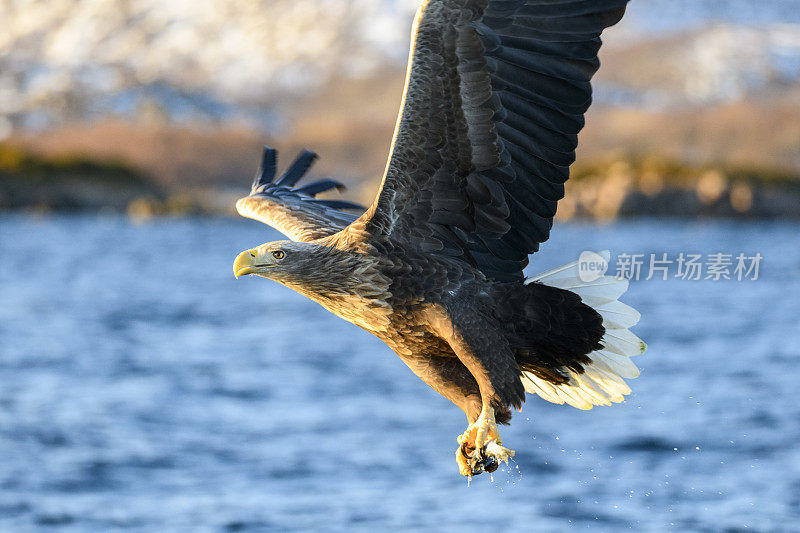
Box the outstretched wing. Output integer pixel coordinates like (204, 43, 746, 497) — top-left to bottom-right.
(236, 147, 365, 242)
(352, 0, 628, 281)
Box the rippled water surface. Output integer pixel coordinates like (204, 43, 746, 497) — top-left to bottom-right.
(1, 215, 799, 532)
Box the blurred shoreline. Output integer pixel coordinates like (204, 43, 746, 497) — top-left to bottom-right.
(3, 143, 799, 221)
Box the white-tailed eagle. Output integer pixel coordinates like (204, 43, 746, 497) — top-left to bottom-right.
(233, 0, 646, 476)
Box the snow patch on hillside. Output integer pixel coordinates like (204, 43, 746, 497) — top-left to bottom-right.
(1, 0, 798, 134)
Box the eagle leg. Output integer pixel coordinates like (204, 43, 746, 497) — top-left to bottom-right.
(455, 404, 515, 477)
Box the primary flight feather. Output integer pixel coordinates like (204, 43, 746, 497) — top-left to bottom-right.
(233, 0, 645, 477)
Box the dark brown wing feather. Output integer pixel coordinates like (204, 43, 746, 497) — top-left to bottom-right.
(237, 147, 364, 242)
(351, 0, 628, 281)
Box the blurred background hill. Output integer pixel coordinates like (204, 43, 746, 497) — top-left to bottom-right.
(2, 0, 800, 216)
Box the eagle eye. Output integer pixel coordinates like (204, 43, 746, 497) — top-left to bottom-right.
(272, 250, 285, 260)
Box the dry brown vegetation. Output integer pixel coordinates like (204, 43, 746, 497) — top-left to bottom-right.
(579, 88, 800, 172)
(14, 121, 268, 190)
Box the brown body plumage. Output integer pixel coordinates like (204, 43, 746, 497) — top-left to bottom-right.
(233, 0, 645, 476)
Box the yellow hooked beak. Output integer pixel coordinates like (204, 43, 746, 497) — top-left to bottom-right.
(233, 249, 259, 278)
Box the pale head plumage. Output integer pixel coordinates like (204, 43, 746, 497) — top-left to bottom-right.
(235, 240, 347, 292)
(234, 239, 393, 332)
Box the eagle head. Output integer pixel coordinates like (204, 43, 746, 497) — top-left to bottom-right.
(233, 240, 323, 282)
(233, 240, 365, 300)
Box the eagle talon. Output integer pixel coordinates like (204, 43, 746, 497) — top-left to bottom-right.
(456, 405, 514, 476)
(474, 445, 500, 474)
(460, 442, 475, 459)
(457, 444, 501, 477)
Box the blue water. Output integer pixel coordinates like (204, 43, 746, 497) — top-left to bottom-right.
(1, 215, 799, 532)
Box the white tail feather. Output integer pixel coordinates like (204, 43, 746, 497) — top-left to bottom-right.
(570, 372, 612, 406)
(595, 300, 641, 329)
(522, 376, 563, 405)
(522, 251, 646, 410)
